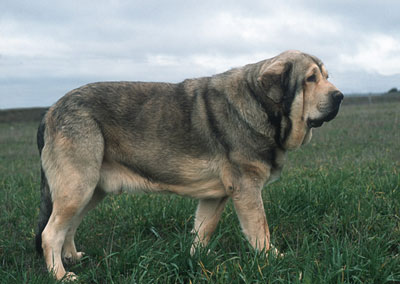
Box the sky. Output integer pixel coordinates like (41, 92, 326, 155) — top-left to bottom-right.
(1, 0, 400, 109)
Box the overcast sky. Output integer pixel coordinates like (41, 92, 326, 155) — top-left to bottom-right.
(1, 0, 400, 109)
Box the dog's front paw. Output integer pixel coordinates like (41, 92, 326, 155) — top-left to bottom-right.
(190, 244, 211, 256)
(268, 244, 284, 258)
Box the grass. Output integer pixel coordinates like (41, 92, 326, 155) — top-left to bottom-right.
(0, 102, 399, 283)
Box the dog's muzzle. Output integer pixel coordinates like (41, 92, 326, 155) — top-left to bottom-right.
(307, 91, 343, 128)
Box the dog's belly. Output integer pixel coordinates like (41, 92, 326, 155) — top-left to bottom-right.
(98, 160, 227, 199)
(160, 179, 227, 199)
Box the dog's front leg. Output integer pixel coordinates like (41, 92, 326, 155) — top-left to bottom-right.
(190, 197, 229, 255)
(232, 186, 271, 252)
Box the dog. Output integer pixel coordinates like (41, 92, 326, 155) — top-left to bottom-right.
(35, 50, 343, 280)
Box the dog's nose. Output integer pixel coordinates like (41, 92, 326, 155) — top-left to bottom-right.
(331, 91, 344, 103)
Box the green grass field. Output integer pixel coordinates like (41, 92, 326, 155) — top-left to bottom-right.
(1, 102, 399, 283)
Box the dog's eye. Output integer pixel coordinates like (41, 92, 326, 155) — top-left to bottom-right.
(307, 74, 316, 82)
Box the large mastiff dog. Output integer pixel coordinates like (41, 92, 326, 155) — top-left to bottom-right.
(36, 50, 343, 280)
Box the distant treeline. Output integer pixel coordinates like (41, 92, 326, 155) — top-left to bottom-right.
(342, 91, 400, 105)
(0, 107, 48, 123)
(0, 92, 399, 123)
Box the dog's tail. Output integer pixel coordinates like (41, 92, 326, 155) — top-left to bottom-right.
(35, 118, 53, 255)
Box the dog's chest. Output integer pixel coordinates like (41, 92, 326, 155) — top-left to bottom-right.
(266, 150, 286, 185)
(266, 166, 282, 185)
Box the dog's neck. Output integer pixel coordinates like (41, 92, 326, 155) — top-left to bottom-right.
(211, 67, 312, 152)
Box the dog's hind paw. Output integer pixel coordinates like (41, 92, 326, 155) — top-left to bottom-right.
(62, 272, 78, 282)
(76, 251, 85, 260)
(63, 251, 85, 263)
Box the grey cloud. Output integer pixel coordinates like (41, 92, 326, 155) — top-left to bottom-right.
(1, 0, 400, 108)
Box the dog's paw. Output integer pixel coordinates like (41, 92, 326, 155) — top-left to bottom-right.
(76, 251, 85, 260)
(268, 244, 284, 258)
(190, 244, 211, 256)
(63, 251, 85, 263)
(190, 245, 196, 256)
(62, 272, 78, 282)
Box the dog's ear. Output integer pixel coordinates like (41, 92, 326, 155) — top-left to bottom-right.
(258, 60, 292, 104)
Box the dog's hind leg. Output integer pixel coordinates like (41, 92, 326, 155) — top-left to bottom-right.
(62, 187, 107, 263)
(40, 121, 104, 280)
(41, 167, 100, 280)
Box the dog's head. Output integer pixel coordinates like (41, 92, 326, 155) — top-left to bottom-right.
(258, 50, 343, 149)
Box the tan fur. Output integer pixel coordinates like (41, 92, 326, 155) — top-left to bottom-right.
(285, 91, 309, 149)
(190, 197, 229, 254)
(99, 157, 228, 199)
